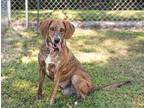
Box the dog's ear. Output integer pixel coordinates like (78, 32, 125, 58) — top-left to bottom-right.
(38, 19, 53, 38)
(63, 21, 75, 39)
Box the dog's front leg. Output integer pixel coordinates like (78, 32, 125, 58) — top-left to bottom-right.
(49, 71, 60, 105)
(37, 67, 46, 99)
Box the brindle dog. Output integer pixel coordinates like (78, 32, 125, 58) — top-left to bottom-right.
(37, 19, 131, 105)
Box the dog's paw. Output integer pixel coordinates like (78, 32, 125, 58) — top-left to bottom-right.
(48, 97, 56, 105)
(74, 101, 80, 106)
(37, 95, 44, 100)
(74, 98, 82, 106)
(49, 99, 55, 105)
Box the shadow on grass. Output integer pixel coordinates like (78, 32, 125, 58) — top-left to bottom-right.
(69, 29, 144, 54)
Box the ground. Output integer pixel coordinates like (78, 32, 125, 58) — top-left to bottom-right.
(1, 28, 144, 108)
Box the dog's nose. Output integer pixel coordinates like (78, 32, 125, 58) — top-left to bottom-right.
(54, 38, 60, 43)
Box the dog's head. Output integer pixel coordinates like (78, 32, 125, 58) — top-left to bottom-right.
(38, 19, 75, 51)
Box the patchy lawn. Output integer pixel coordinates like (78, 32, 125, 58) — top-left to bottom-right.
(1, 28, 144, 108)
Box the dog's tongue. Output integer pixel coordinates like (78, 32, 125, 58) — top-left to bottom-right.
(56, 42, 62, 51)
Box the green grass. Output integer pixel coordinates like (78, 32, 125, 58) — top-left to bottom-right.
(1, 28, 144, 108)
(12, 10, 144, 21)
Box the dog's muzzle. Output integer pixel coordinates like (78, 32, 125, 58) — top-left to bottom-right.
(45, 36, 63, 52)
(53, 37, 62, 50)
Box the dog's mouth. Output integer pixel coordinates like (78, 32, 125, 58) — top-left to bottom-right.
(53, 42, 62, 51)
(45, 37, 63, 52)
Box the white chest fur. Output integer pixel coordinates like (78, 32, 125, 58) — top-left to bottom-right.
(45, 54, 53, 75)
(45, 53, 61, 75)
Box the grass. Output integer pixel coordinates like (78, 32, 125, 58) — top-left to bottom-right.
(12, 10, 144, 21)
(1, 28, 144, 108)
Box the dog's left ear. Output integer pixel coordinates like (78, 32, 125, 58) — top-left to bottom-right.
(63, 21, 75, 39)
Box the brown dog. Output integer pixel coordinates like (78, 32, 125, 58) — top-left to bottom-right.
(37, 19, 131, 105)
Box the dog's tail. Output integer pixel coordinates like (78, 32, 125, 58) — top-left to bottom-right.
(91, 80, 131, 92)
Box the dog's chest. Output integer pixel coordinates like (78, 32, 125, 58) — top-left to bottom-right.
(45, 54, 60, 75)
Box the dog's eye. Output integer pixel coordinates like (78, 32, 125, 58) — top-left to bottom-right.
(60, 28, 65, 32)
(49, 27, 55, 31)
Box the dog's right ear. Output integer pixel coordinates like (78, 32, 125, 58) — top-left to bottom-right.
(38, 19, 53, 38)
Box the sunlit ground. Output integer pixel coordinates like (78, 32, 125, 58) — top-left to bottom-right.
(1, 28, 144, 108)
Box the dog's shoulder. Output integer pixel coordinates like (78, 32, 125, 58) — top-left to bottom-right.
(38, 43, 50, 65)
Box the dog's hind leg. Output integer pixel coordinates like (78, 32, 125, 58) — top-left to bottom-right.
(61, 85, 76, 96)
(71, 75, 92, 105)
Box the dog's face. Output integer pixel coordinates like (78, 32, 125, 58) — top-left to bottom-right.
(38, 19, 75, 51)
(48, 21, 65, 50)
